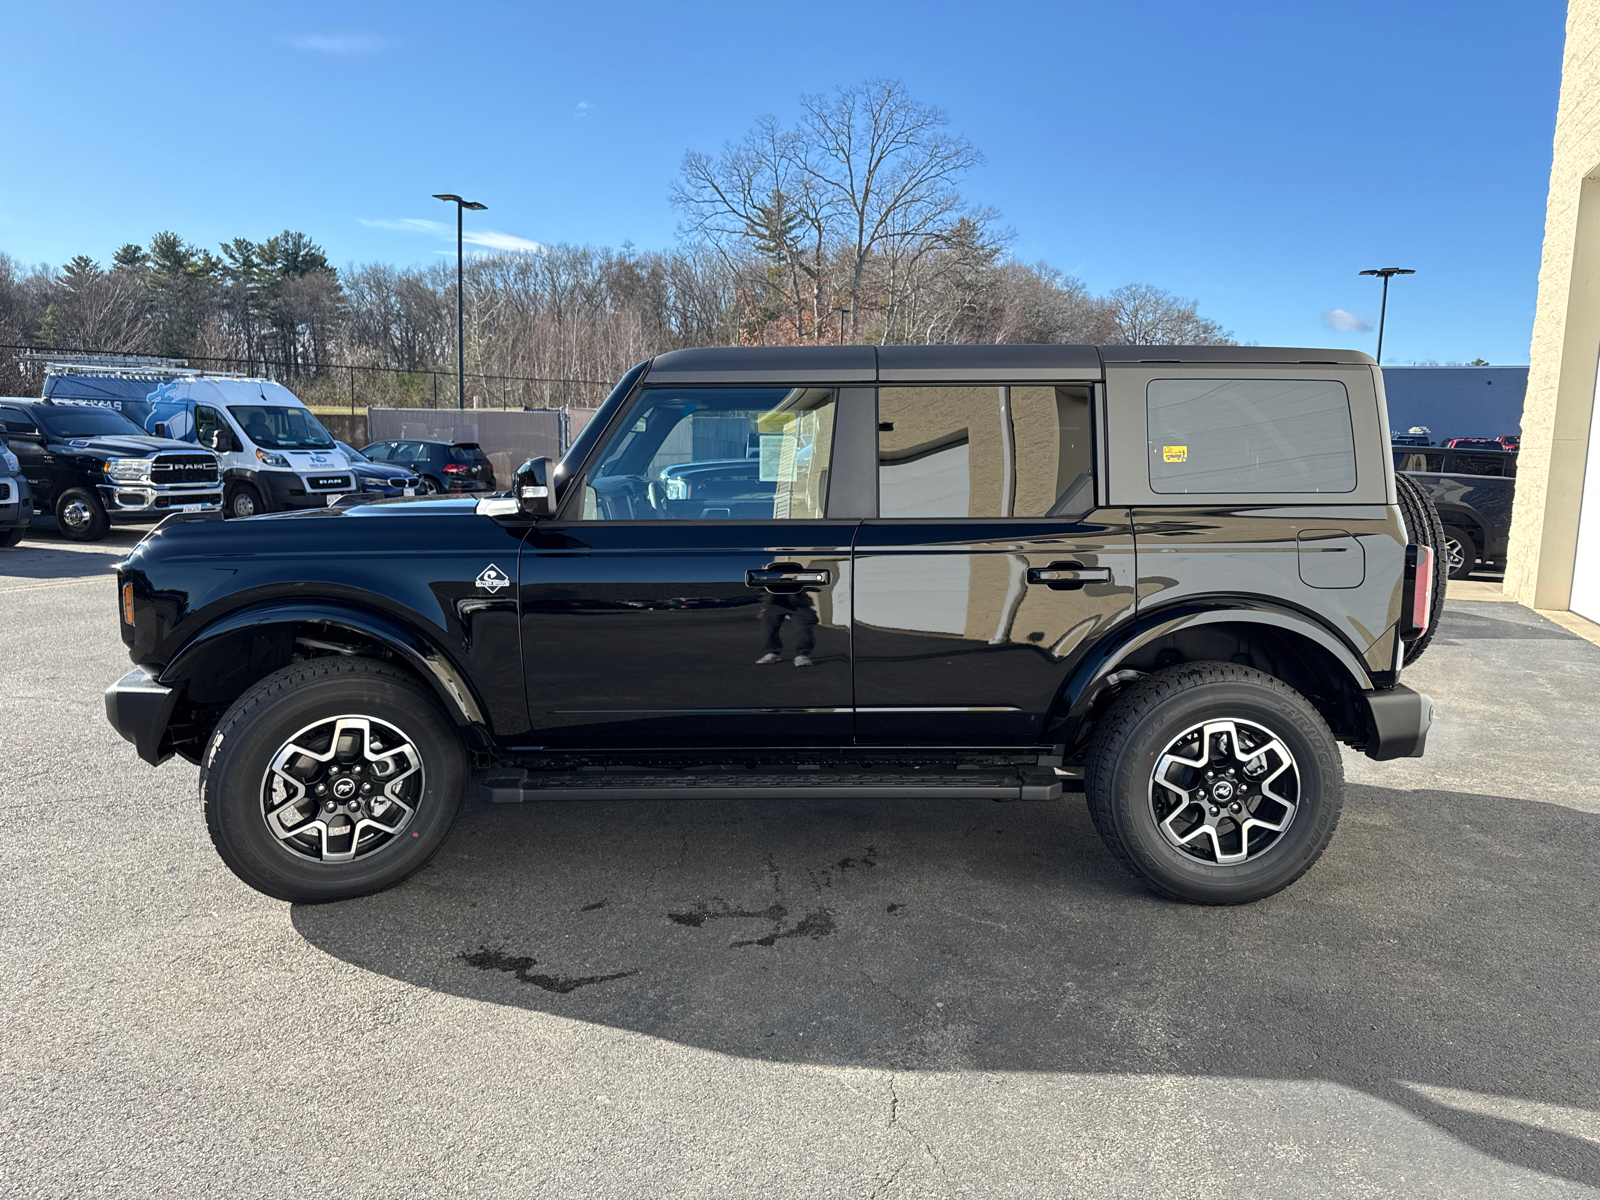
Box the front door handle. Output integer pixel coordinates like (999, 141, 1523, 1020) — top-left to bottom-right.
(746, 565, 830, 591)
(1027, 563, 1111, 589)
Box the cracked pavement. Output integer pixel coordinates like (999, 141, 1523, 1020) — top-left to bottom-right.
(3, 530, 1599, 1198)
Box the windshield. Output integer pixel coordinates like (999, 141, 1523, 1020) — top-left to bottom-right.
(228, 405, 335, 450)
(35, 406, 147, 439)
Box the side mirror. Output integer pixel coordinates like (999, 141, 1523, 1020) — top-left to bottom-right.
(513, 456, 557, 518)
(153, 422, 169, 439)
(205, 429, 237, 453)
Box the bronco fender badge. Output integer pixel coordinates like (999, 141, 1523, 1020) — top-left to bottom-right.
(475, 564, 511, 593)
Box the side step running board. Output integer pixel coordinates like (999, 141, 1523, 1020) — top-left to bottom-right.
(475, 766, 1066, 804)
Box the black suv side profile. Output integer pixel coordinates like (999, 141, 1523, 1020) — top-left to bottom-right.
(106, 345, 1436, 907)
(360, 440, 496, 494)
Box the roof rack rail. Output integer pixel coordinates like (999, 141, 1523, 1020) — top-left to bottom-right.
(15, 350, 248, 378)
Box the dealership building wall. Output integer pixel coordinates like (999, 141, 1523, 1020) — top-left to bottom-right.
(1506, 0, 1600, 622)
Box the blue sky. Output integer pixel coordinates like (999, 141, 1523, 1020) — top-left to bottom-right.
(0, 0, 1566, 363)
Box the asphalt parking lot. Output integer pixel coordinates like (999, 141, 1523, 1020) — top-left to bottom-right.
(3, 526, 1599, 1199)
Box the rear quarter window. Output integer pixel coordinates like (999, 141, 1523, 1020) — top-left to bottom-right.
(1147, 378, 1357, 494)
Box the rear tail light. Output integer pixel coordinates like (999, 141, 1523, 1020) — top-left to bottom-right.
(1401, 544, 1434, 640)
(443, 464, 470, 474)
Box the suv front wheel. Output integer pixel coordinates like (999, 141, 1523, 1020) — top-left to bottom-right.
(201, 657, 468, 902)
(1086, 662, 1344, 904)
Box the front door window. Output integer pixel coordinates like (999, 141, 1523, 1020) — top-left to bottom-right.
(579, 387, 837, 521)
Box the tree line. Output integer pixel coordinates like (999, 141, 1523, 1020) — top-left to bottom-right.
(0, 79, 1232, 408)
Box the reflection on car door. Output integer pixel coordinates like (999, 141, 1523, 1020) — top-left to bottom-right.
(519, 385, 859, 747)
(852, 385, 1138, 745)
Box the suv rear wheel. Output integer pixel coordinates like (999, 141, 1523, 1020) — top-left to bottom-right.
(1086, 662, 1344, 904)
(201, 658, 468, 902)
(1441, 524, 1478, 580)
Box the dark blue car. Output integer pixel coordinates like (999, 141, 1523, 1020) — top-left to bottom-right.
(336, 442, 421, 497)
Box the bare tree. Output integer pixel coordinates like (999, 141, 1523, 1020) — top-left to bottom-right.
(1101, 283, 1233, 345)
(798, 79, 986, 338)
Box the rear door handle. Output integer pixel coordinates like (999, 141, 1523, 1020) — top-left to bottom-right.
(1027, 564, 1111, 589)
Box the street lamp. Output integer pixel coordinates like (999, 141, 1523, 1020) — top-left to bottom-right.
(433, 193, 488, 410)
(831, 306, 852, 345)
(1358, 267, 1415, 365)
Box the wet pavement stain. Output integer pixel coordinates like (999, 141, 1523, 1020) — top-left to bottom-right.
(459, 947, 636, 994)
(836, 846, 878, 871)
(731, 909, 836, 948)
(666, 900, 787, 928)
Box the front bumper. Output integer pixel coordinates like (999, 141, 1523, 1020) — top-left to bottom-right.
(0, 475, 32, 532)
(98, 483, 222, 517)
(260, 471, 356, 510)
(104, 666, 180, 766)
(1360, 683, 1433, 760)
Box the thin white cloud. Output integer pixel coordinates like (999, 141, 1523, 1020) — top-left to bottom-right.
(360, 217, 545, 254)
(288, 34, 394, 55)
(1322, 308, 1374, 333)
(575, 100, 593, 118)
(359, 217, 445, 234)
(464, 230, 546, 253)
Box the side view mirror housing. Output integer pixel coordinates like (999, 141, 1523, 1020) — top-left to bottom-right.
(513, 456, 557, 517)
(203, 428, 237, 453)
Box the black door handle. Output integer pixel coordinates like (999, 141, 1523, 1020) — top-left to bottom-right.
(746, 566, 830, 590)
(1027, 563, 1111, 589)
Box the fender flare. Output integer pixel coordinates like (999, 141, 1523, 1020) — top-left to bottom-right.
(1054, 601, 1375, 732)
(158, 599, 489, 728)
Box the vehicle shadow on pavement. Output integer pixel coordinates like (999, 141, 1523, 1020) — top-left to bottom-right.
(0, 527, 145, 582)
(292, 783, 1600, 1187)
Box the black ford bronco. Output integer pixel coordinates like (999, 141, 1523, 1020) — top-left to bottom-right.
(105, 345, 1441, 905)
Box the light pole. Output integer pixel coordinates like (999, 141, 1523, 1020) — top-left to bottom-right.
(831, 306, 852, 345)
(433, 193, 487, 409)
(1358, 267, 1414, 365)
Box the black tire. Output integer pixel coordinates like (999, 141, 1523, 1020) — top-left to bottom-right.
(54, 486, 109, 541)
(226, 482, 267, 519)
(201, 658, 468, 903)
(1085, 662, 1345, 905)
(421, 475, 443, 495)
(1394, 472, 1448, 665)
(1, 525, 24, 547)
(1441, 524, 1478, 580)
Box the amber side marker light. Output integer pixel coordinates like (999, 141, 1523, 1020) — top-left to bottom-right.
(122, 583, 135, 625)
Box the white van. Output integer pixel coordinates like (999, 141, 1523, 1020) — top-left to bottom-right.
(43, 369, 358, 518)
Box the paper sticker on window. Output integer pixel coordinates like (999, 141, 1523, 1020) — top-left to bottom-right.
(759, 434, 799, 482)
(1163, 445, 1188, 463)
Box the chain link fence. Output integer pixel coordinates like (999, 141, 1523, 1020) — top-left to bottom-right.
(2, 344, 614, 413)
(366, 407, 602, 482)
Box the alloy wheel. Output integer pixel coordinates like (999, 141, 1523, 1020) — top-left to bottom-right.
(261, 715, 425, 863)
(1148, 718, 1300, 865)
(60, 501, 92, 531)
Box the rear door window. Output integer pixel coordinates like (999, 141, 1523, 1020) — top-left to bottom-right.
(877, 385, 1093, 518)
(1395, 451, 1446, 473)
(1146, 378, 1356, 494)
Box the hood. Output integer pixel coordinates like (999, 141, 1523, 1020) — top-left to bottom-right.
(60, 434, 211, 457)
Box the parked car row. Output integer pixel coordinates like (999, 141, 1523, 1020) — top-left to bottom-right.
(0, 361, 498, 541)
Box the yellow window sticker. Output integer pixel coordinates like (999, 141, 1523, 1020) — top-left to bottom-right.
(1163, 445, 1188, 463)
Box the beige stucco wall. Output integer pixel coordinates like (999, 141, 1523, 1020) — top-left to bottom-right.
(1506, 0, 1600, 607)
